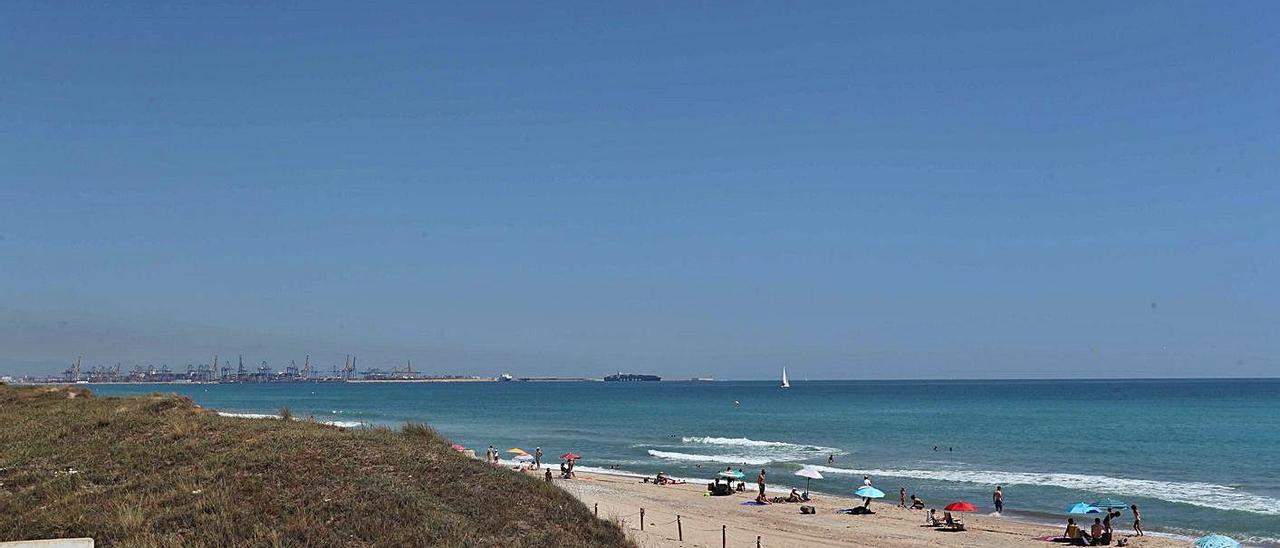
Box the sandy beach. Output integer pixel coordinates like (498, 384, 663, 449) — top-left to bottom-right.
(547, 470, 1185, 548)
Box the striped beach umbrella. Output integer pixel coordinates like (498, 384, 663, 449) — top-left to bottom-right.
(1067, 503, 1102, 514)
(855, 486, 886, 499)
(1193, 535, 1241, 548)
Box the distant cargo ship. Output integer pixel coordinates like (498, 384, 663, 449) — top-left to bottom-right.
(603, 372, 661, 382)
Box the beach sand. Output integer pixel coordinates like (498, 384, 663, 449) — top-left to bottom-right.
(545, 470, 1184, 548)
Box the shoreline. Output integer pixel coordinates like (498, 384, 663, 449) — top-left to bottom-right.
(542, 468, 1187, 547)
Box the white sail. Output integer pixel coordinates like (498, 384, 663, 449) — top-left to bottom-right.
(781, 367, 790, 388)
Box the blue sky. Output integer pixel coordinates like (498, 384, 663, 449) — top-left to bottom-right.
(2, 2, 1277, 378)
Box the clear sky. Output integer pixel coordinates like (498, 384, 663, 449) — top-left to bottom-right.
(2, 2, 1277, 379)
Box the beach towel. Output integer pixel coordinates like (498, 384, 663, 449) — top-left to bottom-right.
(740, 501, 768, 506)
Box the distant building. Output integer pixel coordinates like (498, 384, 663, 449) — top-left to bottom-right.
(603, 372, 661, 382)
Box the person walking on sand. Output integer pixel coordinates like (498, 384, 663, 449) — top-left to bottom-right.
(899, 487, 907, 508)
(534, 447, 543, 469)
(1131, 504, 1144, 536)
(993, 485, 1004, 514)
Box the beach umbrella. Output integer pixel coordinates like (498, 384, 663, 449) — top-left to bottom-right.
(1193, 535, 1241, 548)
(719, 470, 746, 480)
(794, 467, 823, 491)
(1066, 503, 1102, 514)
(450, 444, 465, 452)
(1092, 498, 1127, 509)
(506, 448, 527, 454)
(944, 501, 977, 513)
(854, 486, 886, 499)
(560, 452, 581, 460)
(514, 454, 534, 462)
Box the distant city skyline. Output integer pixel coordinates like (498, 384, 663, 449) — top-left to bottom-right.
(3, 3, 1277, 379)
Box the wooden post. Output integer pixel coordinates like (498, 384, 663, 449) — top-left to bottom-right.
(640, 508, 645, 531)
(677, 515, 683, 541)
(757, 535, 762, 548)
(722, 525, 726, 548)
(594, 503, 598, 517)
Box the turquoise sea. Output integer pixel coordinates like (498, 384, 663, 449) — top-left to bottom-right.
(89, 379, 1280, 545)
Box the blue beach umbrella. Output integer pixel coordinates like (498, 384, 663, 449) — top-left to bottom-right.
(1193, 535, 1241, 548)
(855, 486, 886, 499)
(719, 470, 745, 480)
(1066, 503, 1102, 514)
(1092, 498, 1127, 509)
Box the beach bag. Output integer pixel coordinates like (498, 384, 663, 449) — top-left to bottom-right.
(800, 505, 815, 514)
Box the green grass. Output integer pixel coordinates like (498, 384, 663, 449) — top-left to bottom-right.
(0, 384, 630, 547)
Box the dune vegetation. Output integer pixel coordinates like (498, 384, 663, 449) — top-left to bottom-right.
(0, 384, 630, 547)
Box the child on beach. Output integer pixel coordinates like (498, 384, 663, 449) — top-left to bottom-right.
(1131, 504, 1143, 536)
(899, 487, 906, 508)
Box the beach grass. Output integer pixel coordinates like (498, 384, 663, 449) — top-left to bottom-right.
(0, 384, 631, 547)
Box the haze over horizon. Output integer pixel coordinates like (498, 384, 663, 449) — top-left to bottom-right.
(3, 3, 1277, 379)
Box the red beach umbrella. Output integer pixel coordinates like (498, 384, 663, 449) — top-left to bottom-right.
(450, 444, 465, 452)
(944, 501, 977, 513)
(560, 452, 581, 460)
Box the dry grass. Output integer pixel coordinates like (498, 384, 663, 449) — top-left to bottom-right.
(0, 384, 631, 547)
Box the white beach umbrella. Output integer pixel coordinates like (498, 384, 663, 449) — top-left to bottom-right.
(794, 467, 824, 491)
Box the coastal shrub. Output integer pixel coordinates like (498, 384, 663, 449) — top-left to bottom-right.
(0, 384, 631, 547)
(402, 421, 441, 440)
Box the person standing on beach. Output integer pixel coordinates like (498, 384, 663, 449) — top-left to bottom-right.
(757, 469, 767, 497)
(534, 447, 542, 469)
(1131, 504, 1143, 536)
(486, 445, 495, 464)
(863, 475, 872, 487)
(899, 487, 907, 508)
(993, 485, 1004, 514)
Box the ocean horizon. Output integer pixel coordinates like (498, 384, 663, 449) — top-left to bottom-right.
(87, 378, 1280, 545)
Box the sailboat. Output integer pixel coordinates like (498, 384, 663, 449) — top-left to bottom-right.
(781, 367, 790, 389)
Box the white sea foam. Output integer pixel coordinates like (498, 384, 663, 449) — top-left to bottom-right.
(217, 412, 277, 419)
(647, 449, 771, 465)
(217, 411, 363, 428)
(807, 466, 1280, 516)
(681, 436, 838, 452)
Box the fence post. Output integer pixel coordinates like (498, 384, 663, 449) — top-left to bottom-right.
(677, 515, 682, 541)
(757, 535, 761, 548)
(594, 503, 598, 517)
(640, 508, 645, 531)
(722, 525, 726, 548)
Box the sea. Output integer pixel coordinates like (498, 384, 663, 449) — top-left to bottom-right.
(88, 379, 1280, 545)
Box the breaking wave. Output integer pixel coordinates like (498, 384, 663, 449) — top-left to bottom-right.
(217, 411, 363, 428)
(807, 466, 1280, 515)
(681, 436, 837, 452)
(217, 412, 277, 419)
(647, 450, 771, 465)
